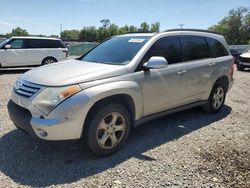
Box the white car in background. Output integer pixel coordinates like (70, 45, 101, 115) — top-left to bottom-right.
(237, 50, 250, 71)
(0, 37, 68, 67)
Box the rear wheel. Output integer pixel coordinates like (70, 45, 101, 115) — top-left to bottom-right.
(42, 57, 57, 65)
(202, 81, 226, 114)
(85, 104, 131, 156)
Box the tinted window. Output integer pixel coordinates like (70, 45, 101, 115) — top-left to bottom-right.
(26, 39, 65, 48)
(9, 39, 24, 49)
(206, 37, 228, 57)
(146, 36, 181, 64)
(181, 36, 210, 61)
(81, 36, 150, 65)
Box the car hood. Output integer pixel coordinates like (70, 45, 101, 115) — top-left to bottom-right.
(22, 59, 127, 86)
(240, 52, 250, 58)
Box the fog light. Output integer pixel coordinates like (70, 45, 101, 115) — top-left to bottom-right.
(37, 128, 48, 137)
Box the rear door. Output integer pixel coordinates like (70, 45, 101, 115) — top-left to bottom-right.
(179, 35, 214, 102)
(46, 39, 68, 61)
(25, 39, 47, 65)
(2, 39, 26, 67)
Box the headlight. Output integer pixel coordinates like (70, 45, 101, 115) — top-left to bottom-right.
(32, 85, 81, 114)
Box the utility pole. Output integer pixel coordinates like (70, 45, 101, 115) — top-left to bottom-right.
(179, 24, 185, 29)
(60, 24, 63, 39)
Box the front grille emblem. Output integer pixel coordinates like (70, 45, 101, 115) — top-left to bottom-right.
(14, 80, 22, 91)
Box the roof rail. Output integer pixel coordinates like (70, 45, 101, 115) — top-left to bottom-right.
(164, 28, 220, 35)
(123, 32, 156, 34)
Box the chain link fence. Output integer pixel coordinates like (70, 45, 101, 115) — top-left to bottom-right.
(229, 45, 250, 53)
(67, 42, 99, 56)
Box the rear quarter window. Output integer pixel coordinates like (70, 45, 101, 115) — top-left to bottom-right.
(206, 37, 228, 58)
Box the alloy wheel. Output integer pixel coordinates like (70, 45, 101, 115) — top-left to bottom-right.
(96, 112, 126, 149)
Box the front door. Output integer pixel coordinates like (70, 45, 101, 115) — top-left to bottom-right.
(141, 36, 189, 116)
(2, 39, 26, 67)
(142, 64, 189, 116)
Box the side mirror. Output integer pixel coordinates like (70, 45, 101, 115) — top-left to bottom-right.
(143, 56, 168, 69)
(4, 44, 11, 49)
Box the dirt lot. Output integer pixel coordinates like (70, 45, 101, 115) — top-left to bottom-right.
(0, 69, 249, 188)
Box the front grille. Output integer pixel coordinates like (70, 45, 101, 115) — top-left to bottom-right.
(14, 80, 43, 98)
(238, 57, 250, 63)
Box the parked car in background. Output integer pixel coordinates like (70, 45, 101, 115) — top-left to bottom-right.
(0, 37, 68, 67)
(8, 29, 234, 156)
(237, 50, 250, 71)
(230, 49, 241, 64)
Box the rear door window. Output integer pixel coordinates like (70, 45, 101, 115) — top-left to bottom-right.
(26, 39, 65, 48)
(26, 39, 43, 48)
(206, 37, 228, 57)
(181, 36, 210, 61)
(146, 36, 181, 64)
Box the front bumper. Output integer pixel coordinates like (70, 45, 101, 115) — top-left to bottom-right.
(238, 60, 250, 68)
(8, 91, 94, 141)
(8, 100, 38, 138)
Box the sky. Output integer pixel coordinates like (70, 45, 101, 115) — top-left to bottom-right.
(0, 0, 249, 35)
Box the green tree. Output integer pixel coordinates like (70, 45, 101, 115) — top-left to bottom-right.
(61, 29, 80, 41)
(7, 27, 28, 37)
(79, 27, 98, 42)
(150, 22, 160, 32)
(100, 19, 110, 29)
(208, 7, 250, 44)
(109, 24, 119, 36)
(119, 25, 129, 34)
(129, 25, 138, 33)
(138, 22, 150, 32)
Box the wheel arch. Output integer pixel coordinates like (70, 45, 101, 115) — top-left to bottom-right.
(82, 93, 136, 137)
(41, 56, 58, 64)
(79, 80, 142, 137)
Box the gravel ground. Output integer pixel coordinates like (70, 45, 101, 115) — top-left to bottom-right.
(0, 68, 249, 188)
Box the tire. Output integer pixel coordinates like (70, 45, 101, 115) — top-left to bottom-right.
(202, 81, 226, 114)
(42, 57, 57, 65)
(237, 63, 245, 71)
(85, 104, 131, 156)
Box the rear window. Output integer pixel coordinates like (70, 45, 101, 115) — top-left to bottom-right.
(181, 36, 210, 61)
(26, 39, 65, 48)
(206, 37, 228, 57)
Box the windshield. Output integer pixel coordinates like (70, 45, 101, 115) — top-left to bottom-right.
(0, 38, 10, 48)
(80, 36, 150, 65)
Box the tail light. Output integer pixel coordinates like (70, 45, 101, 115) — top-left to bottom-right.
(63, 50, 68, 58)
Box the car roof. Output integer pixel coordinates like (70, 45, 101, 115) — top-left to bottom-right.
(122, 29, 223, 39)
(10, 36, 61, 40)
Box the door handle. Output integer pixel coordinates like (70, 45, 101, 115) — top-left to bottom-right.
(177, 70, 187, 75)
(209, 62, 215, 66)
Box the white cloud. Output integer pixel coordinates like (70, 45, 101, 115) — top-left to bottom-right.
(0, 21, 14, 27)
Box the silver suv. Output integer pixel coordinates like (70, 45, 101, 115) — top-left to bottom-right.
(8, 29, 234, 156)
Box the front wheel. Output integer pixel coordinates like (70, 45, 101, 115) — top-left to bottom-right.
(85, 104, 131, 156)
(202, 81, 226, 114)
